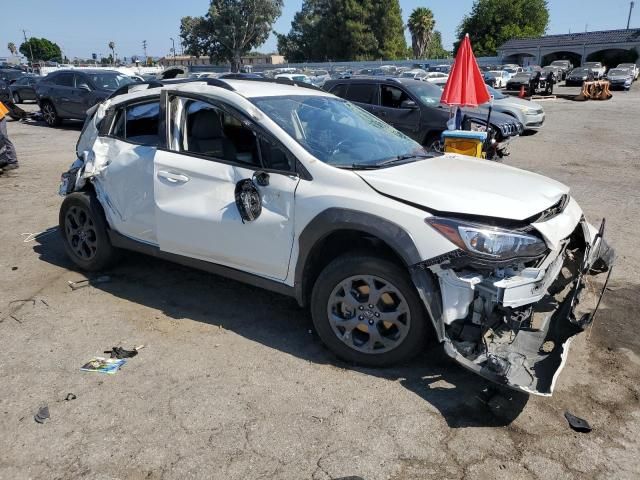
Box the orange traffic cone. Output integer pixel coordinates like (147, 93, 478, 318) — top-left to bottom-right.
(519, 85, 526, 98)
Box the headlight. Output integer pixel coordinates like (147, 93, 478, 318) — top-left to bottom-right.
(425, 217, 547, 261)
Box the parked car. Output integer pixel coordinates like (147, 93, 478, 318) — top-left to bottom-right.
(9, 75, 41, 103)
(423, 72, 449, 86)
(399, 69, 428, 81)
(275, 73, 312, 84)
(429, 64, 452, 74)
(502, 66, 523, 79)
(0, 68, 26, 84)
(483, 70, 508, 88)
(486, 86, 545, 131)
(582, 62, 606, 79)
(58, 78, 613, 396)
(605, 68, 633, 90)
(324, 77, 523, 159)
(308, 69, 331, 86)
(505, 72, 533, 91)
(0, 79, 10, 103)
(617, 63, 639, 81)
(540, 66, 561, 81)
(35, 69, 135, 127)
(549, 60, 573, 80)
(565, 67, 592, 86)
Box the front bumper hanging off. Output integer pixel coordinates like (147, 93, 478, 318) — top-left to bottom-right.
(412, 219, 614, 396)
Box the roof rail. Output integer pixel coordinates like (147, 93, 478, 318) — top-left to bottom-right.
(213, 76, 324, 92)
(205, 78, 236, 91)
(107, 81, 164, 100)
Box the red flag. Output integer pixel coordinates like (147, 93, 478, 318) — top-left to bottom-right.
(440, 34, 490, 107)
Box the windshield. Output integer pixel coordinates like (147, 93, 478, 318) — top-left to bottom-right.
(551, 61, 568, 66)
(513, 73, 531, 80)
(401, 81, 443, 105)
(86, 73, 134, 91)
(252, 95, 431, 168)
(571, 68, 588, 75)
(485, 71, 501, 78)
(608, 69, 628, 76)
(584, 63, 601, 68)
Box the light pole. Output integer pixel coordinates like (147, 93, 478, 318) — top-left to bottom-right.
(628, 1, 635, 29)
(170, 37, 176, 65)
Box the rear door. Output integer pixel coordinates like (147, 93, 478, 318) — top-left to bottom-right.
(343, 83, 379, 114)
(153, 94, 300, 281)
(377, 84, 421, 140)
(51, 72, 76, 117)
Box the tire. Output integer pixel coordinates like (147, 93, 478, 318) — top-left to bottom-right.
(12, 92, 21, 104)
(41, 100, 61, 127)
(424, 132, 444, 153)
(310, 252, 428, 367)
(59, 191, 119, 271)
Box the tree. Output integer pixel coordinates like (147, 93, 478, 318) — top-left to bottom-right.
(7, 42, 17, 56)
(370, 0, 406, 59)
(180, 0, 283, 72)
(277, 0, 405, 62)
(19, 37, 62, 62)
(426, 31, 449, 59)
(108, 41, 116, 64)
(455, 0, 549, 56)
(407, 7, 435, 59)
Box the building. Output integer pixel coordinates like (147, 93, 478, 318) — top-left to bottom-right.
(159, 54, 285, 68)
(497, 28, 640, 67)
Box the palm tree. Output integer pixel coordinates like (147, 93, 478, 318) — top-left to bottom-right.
(108, 41, 116, 64)
(7, 42, 17, 56)
(407, 7, 435, 59)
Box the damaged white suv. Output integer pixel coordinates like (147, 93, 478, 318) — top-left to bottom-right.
(59, 78, 613, 396)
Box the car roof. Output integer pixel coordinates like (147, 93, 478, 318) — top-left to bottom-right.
(108, 78, 333, 106)
(48, 69, 122, 75)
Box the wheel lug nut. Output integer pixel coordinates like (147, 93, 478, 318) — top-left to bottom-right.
(359, 316, 363, 320)
(375, 312, 380, 317)
(359, 306, 364, 310)
(368, 319, 374, 325)
(368, 304, 374, 308)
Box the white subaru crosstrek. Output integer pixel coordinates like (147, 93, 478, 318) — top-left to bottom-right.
(59, 78, 613, 396)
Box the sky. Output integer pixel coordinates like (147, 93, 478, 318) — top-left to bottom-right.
(1, 0, 637, 60)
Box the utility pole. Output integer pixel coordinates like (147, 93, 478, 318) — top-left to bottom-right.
(22, 29, 34, 69)
(142, 40, 147, 61)
(170, 37, 176, 64)
(628, 1, 635, 29)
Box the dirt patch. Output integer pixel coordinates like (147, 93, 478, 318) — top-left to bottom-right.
(590, 282, 640, 355)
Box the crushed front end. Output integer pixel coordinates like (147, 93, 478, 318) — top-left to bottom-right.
(412, 197, 614, 396)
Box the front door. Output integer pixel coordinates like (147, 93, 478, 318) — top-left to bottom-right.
(153, 95, 299, 281)
(377, 85, 421, 141)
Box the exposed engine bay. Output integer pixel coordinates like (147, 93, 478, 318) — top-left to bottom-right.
(417, 217, 614, 396)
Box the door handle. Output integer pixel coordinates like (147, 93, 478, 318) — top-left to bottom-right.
(158, 170, 189, 184)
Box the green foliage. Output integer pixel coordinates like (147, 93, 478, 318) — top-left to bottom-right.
(455, 0, 549, 56)
(7, 42, 17, 55)
(276, 0, 406, 62)
(180, 0, 283, 72)
(371, 0, 407, 59)
(19, 37, 62, 62)
(407, 7, 435, 59)
(426, 31, 450, 59)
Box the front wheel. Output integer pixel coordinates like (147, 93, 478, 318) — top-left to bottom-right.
(59, 192, 119, 271)
(41, 101, 61, 127)
(311, 253, 428, 367)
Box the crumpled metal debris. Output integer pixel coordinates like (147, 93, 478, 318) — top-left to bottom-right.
(564, 411, 592, 433)
(34, 405, 50, 424)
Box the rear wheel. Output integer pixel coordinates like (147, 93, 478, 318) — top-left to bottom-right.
(12, 92, 21, 104)
(311, 253, 428, 366)
(59, 192, 119, 271)
(41, 101, 61, 127)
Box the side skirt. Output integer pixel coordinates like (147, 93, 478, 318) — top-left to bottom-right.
(108, 230, 298, 300)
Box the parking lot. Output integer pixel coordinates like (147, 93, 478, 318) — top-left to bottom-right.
(1, 87, 639, 480)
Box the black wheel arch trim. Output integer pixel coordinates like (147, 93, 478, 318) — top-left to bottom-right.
(294, 208, 423, 306)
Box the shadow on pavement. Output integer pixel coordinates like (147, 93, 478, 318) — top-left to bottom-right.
(15, 116, 84, 131)
(32, 230, 529, 428)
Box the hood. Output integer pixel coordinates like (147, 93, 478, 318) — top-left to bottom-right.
(494, 96, 543, 111)
(357, 154, 569, 221)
